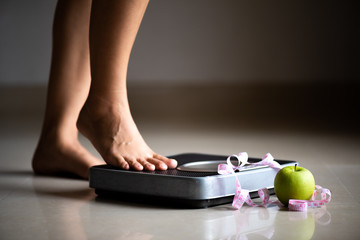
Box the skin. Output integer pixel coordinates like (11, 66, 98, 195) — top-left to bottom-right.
(32, 0, 177, 179)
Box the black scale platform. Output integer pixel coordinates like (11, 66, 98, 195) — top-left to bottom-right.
(90, 153, 297, 208)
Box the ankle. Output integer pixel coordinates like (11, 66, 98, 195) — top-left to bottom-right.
(83, 93, 131, 118)
(39, 123, 78, 146)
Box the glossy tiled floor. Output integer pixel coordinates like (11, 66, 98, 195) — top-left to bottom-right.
(0, 85, 359, 240)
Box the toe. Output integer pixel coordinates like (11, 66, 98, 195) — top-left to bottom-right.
(146, 157, 168, 170)
(111, 155, 129, 170)
(153, 153, 178, 169)
(118, 156, 130, 170)
(137, 158, 155, 171)
(124, 157, 143, 171)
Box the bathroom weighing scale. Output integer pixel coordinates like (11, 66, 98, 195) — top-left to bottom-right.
(89, 153, 297, 208)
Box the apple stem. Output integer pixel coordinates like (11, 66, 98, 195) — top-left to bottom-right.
(294, 164, 297, 171)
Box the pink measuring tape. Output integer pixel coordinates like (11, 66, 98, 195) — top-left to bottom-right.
(217, 152, 331, 211)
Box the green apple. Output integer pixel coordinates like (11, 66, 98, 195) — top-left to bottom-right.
(274, 164, 315, 206)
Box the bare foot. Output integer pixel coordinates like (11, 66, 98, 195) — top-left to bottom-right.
(77, 95, 177, 171)
(32, 128, 104, 179)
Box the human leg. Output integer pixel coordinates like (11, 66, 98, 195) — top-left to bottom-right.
(77, 0, 177, 171)
(32, 0, 103, 179)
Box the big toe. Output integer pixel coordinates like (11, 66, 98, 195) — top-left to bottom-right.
(153, 154, 177, 169)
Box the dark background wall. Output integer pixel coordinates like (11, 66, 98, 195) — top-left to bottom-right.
(0, 0, 358, 85)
